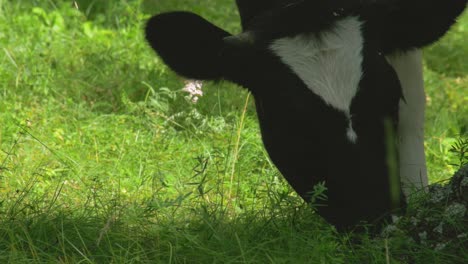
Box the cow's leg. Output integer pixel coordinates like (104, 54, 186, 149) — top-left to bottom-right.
(386, 50, 429, 197)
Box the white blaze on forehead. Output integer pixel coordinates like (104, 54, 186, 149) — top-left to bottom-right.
(269, 17, 364, 142)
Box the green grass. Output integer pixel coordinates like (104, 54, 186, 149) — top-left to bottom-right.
(0, 0, 467, 263)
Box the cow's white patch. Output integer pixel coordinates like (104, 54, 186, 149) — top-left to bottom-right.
(270, 17, 364, 143)
(346, 121, 358, 143)
(386, 50, 428, 196)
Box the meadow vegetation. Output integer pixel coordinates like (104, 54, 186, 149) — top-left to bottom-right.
(0, 0, 467, 263)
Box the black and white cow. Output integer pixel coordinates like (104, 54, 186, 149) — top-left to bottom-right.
(231, 0, 466, 197)
(145, 0, 467, 230)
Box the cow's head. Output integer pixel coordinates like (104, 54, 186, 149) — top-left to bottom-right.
(144, 0, 405, 230)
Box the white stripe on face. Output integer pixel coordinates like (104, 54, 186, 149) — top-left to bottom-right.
(269, 17, 364, 143)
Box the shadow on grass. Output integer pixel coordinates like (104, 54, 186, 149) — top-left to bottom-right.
(0, 204, 343, 263)
(1, 184, 467, 264)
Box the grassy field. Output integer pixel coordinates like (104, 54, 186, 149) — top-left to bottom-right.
(0, 0, 467, 263)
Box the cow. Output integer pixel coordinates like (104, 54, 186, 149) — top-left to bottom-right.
(144, 0, 467, 230)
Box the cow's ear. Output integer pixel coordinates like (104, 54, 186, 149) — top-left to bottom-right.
(145, 12, 231, 80)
